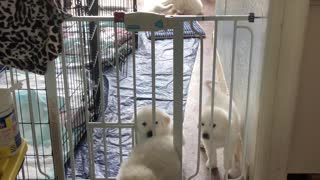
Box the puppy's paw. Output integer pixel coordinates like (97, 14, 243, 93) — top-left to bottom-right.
(206, 160, 217, 170)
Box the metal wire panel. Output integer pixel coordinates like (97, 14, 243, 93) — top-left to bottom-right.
(0, 69, 54, 179)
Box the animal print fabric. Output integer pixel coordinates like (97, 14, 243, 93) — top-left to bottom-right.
(0, 0, 71, 75)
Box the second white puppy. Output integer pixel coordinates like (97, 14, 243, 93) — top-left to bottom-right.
(116, 135, 181, 180)
(200, 80, 242, 178)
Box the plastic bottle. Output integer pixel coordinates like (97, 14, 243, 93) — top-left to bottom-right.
(0, 86, 22, 158)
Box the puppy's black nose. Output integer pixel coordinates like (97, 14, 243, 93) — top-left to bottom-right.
(147, 131, 153, 138)
(202, 133, 210, 140)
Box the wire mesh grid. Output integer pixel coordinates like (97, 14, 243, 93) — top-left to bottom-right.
(0, 68, 54, 179)
(0, 1, 136, 179)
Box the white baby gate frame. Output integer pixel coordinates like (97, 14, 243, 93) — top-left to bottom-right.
(6, 12, 257, 180)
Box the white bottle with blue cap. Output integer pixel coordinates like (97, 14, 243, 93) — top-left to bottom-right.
(0, 83, 22, 158)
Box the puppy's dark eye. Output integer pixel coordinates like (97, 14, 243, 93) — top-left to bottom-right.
(155, 121, 158, 125)
(213, 123, 216, 128)
(142, 122, 147, 126)
(201, 123, 204, 126)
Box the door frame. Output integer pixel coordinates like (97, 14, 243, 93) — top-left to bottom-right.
(253, 0, 310, 180)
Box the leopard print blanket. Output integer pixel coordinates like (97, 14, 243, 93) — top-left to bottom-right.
(0, 0, 71, 75)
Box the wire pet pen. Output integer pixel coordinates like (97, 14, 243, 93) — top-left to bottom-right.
(0, 1, 136, 179)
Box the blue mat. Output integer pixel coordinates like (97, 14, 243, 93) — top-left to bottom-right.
(145, 21, 206, 40)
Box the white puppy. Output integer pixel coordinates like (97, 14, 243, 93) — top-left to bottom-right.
(133, 106, 172, 144)
(144, 0, 203, 15)
(174, 0, 203, 15)
(117, 135, 181, 180)
(200, 80, 242, 178)
(143, 0, 176, 15)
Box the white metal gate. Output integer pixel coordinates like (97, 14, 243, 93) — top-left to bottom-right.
(0, 12, 258, 180)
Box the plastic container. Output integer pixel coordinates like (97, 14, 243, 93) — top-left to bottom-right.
(0, 88, 22, 158)
(0, 139, 27, 180)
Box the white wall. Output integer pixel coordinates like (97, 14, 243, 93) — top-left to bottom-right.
(215, 0, 269, 176)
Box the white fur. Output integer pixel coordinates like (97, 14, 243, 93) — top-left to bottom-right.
(143, 0, 203, 15)
(133, 106, 172, 144)
(173, 0, 203, 15)
(200, 80, 242, 178)
(143, 0, 175, 15)
(117, 136, 181, 180)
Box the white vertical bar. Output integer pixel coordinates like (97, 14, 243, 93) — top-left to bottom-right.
(132, 32, 138, 145)
(60, 26, 76, 179)
(225, 20, 238, 180)
(114, 21, 123, 163)
(237, 26, 254, 178)
(209, 21, 219, 179)
(211, 22, 219, 128)
(45, 61, 66, 179)
(151, 31, 156, 133)
(89, 127, 96, 179)
(173, 20, 184, 180)
(188, 23, 204, 180)
(25, 72, 51, 179)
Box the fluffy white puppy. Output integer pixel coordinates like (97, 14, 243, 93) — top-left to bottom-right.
(116, 135, 182, 180)
(133, 106, 186, 145)
(133, 106, 172, 144)
(143, 0, 203, 15)
(143, 0, 176, 15)
(200, 80, 242, 178)
(174, 0, 203, 15)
